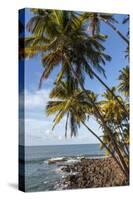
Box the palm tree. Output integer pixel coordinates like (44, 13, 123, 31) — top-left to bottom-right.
(122, 15, 129, 60)
(99, 87, 129, 157)
(46, 81, 95, 137)
(24, 9, 129, 177)
(82, 12, 129, 45)
(118, 66, 129, 97)
(123, 15, 129, 39)
(24, 9, 128, 116)
(46, 81, 128, 177)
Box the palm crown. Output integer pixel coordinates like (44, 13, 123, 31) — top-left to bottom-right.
(46, 81, 97, 137)
(118, 66, 129, 97)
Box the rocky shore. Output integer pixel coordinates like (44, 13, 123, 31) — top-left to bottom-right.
(58, 157, 128, 189)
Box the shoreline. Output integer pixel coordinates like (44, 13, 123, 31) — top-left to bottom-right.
(53, 156, 128, 189)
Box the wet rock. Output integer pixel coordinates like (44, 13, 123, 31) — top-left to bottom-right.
(61, 165, 71, 173)
(48, 157, 67, 164)
(59, 157, 128, 189)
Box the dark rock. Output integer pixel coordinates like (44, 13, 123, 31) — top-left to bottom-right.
(59, 157, 128, 189)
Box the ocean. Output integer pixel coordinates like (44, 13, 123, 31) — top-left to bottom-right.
(19, 144, 105, 192)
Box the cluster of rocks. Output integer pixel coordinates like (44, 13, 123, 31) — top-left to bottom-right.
(60, 157, 128, 189)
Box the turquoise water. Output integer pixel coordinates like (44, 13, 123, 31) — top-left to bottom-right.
(19, 144, 105, 192)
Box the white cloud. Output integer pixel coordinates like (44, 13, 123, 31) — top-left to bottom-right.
(58, 136, 63, 141)
(23, 115, 102, 145)
(45, 129, 52, 135)
(21, 89, 102, 145)
(25, 89, 50, 109)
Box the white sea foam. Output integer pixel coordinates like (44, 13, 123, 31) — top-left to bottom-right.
(43, 160, 48, 164)
(48, 157, 66, 163)
(49, 157, 65, 161)
(65, 159, 80, 164)
(43, 181, 48, 184)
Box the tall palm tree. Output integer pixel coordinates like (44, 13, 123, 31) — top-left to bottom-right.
(24, 9, 128, 115)
(46, 81, 128, 177)
(100, 87, 126, 126)
(122, 15, 129, 61)
(99, 87, 129, 157)
(82, 12, 129, 45)
(118, 66, 129, 97)
(123, 15, 129, 39)
(25, 9, 128, 115)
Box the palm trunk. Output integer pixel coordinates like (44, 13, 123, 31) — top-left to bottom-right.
(82, 121, 127, 177)
(91, 69, 128, 117)
(65, 112, 69, 138)
(104, 20, 129, 45)
(82, 83, 129, 177)
(118, 127, 129, 156)
(64, 54, 129, 177)
(120, 124, 129, 154)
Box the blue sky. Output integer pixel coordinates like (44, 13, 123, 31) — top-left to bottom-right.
(20, 9, 128, 146)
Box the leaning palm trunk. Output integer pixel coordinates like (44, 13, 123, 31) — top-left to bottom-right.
(82, 121, 128, 178)
(64, 54, 129, 178)
(120, 124, 129, 154)
(80, 80, 129, 177)
(103, 20, 129, 45)
(65, 112, 69, 138)
(119, 130, 129, 157)
(91, 69, 128, 117)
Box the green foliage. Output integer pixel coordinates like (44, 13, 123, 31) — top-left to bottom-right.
(118, 66, 129, 97)
(22, 9, 129, 178)
(46, 81, 96, 137)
